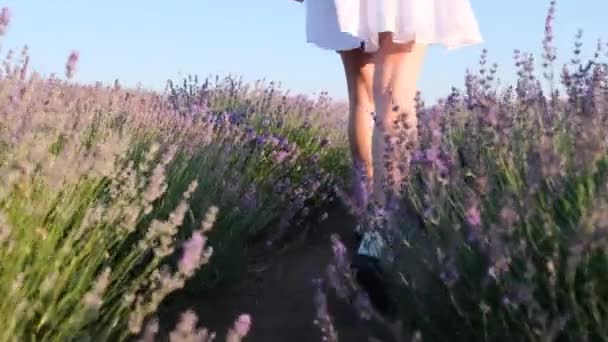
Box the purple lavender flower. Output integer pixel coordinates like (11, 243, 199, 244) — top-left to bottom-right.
(312, 278, 338, 342)
(255, 134, 267, 146)
(268, 135, 281, 147)
(425, 146, 441, 165)
(542, 1, 557, 69)
(179, 232, 206, 276)
(65, 51, 79, 79)
(326, 264, 348, 299)
(0, 7, 10, 35)
(278, 136, 289, 149)
(465, 203, 482, 227)
(232, 314, 252, 338)
(411, 150, 425, 164)
(229, 112, 241, 124)
(330, 234, 348, 270)
(214, 113, 226, 125)
(274, 150, 290, 163)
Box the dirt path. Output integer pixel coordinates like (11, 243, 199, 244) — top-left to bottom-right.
(159, 203, 378, 342)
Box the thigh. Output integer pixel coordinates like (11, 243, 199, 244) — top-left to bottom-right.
(373, 33, 426, 126)
(339, 48, 375, 106)
(375, 33, 426, 96)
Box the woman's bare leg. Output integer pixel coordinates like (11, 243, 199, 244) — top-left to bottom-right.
(339, 48, 375, 213)
(371, 33, 426, 206)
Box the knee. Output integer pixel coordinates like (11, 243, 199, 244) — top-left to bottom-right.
(375, 110, 417, 134)
(374, 116, 399, 137)
(351, 92, 374, 115)
(353, 100, 374, 116)
(372, 80, 391, 100)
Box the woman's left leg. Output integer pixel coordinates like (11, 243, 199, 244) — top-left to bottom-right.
(371, 34, 426, 207)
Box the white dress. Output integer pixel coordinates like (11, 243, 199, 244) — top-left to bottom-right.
(305, 0, 483, 53)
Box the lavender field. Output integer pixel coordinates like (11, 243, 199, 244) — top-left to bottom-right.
(1, 2, 608, 341)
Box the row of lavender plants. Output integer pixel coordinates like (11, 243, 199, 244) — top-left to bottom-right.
(322, 2, 608, 341)
(0, 7, 349, 341)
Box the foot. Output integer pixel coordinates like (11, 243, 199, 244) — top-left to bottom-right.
(355, 201, 390, 258)
(352, 201, 399, 320)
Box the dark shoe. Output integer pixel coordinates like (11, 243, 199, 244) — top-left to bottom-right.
(351, 253, 399, 320)
(354, 223, 364, 245)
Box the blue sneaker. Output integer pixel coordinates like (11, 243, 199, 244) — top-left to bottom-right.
(357, 230, 386, 259)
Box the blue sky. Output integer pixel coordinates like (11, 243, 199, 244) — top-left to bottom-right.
(1, 1, 607, 102)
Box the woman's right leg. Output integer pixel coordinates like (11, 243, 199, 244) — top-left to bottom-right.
(342, 44, 417, 340)
(339, 48, 375, 214)
(372, 34, 426, 207)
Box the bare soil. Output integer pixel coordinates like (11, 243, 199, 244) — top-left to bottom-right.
(159, 203, 383, 342)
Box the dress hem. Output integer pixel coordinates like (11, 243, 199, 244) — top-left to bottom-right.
(308, 33, 483, 53)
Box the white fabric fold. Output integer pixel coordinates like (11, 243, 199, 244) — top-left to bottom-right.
(306, 0, 483, 52)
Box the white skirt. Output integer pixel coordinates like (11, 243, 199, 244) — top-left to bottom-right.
(305, 0, 483, 53)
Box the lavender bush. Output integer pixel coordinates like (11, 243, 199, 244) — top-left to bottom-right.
(145, 75, 350, 287)
(0, 66, 219, 340)
(0, 7, 346, 340)
(354, 2, 608, 340)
